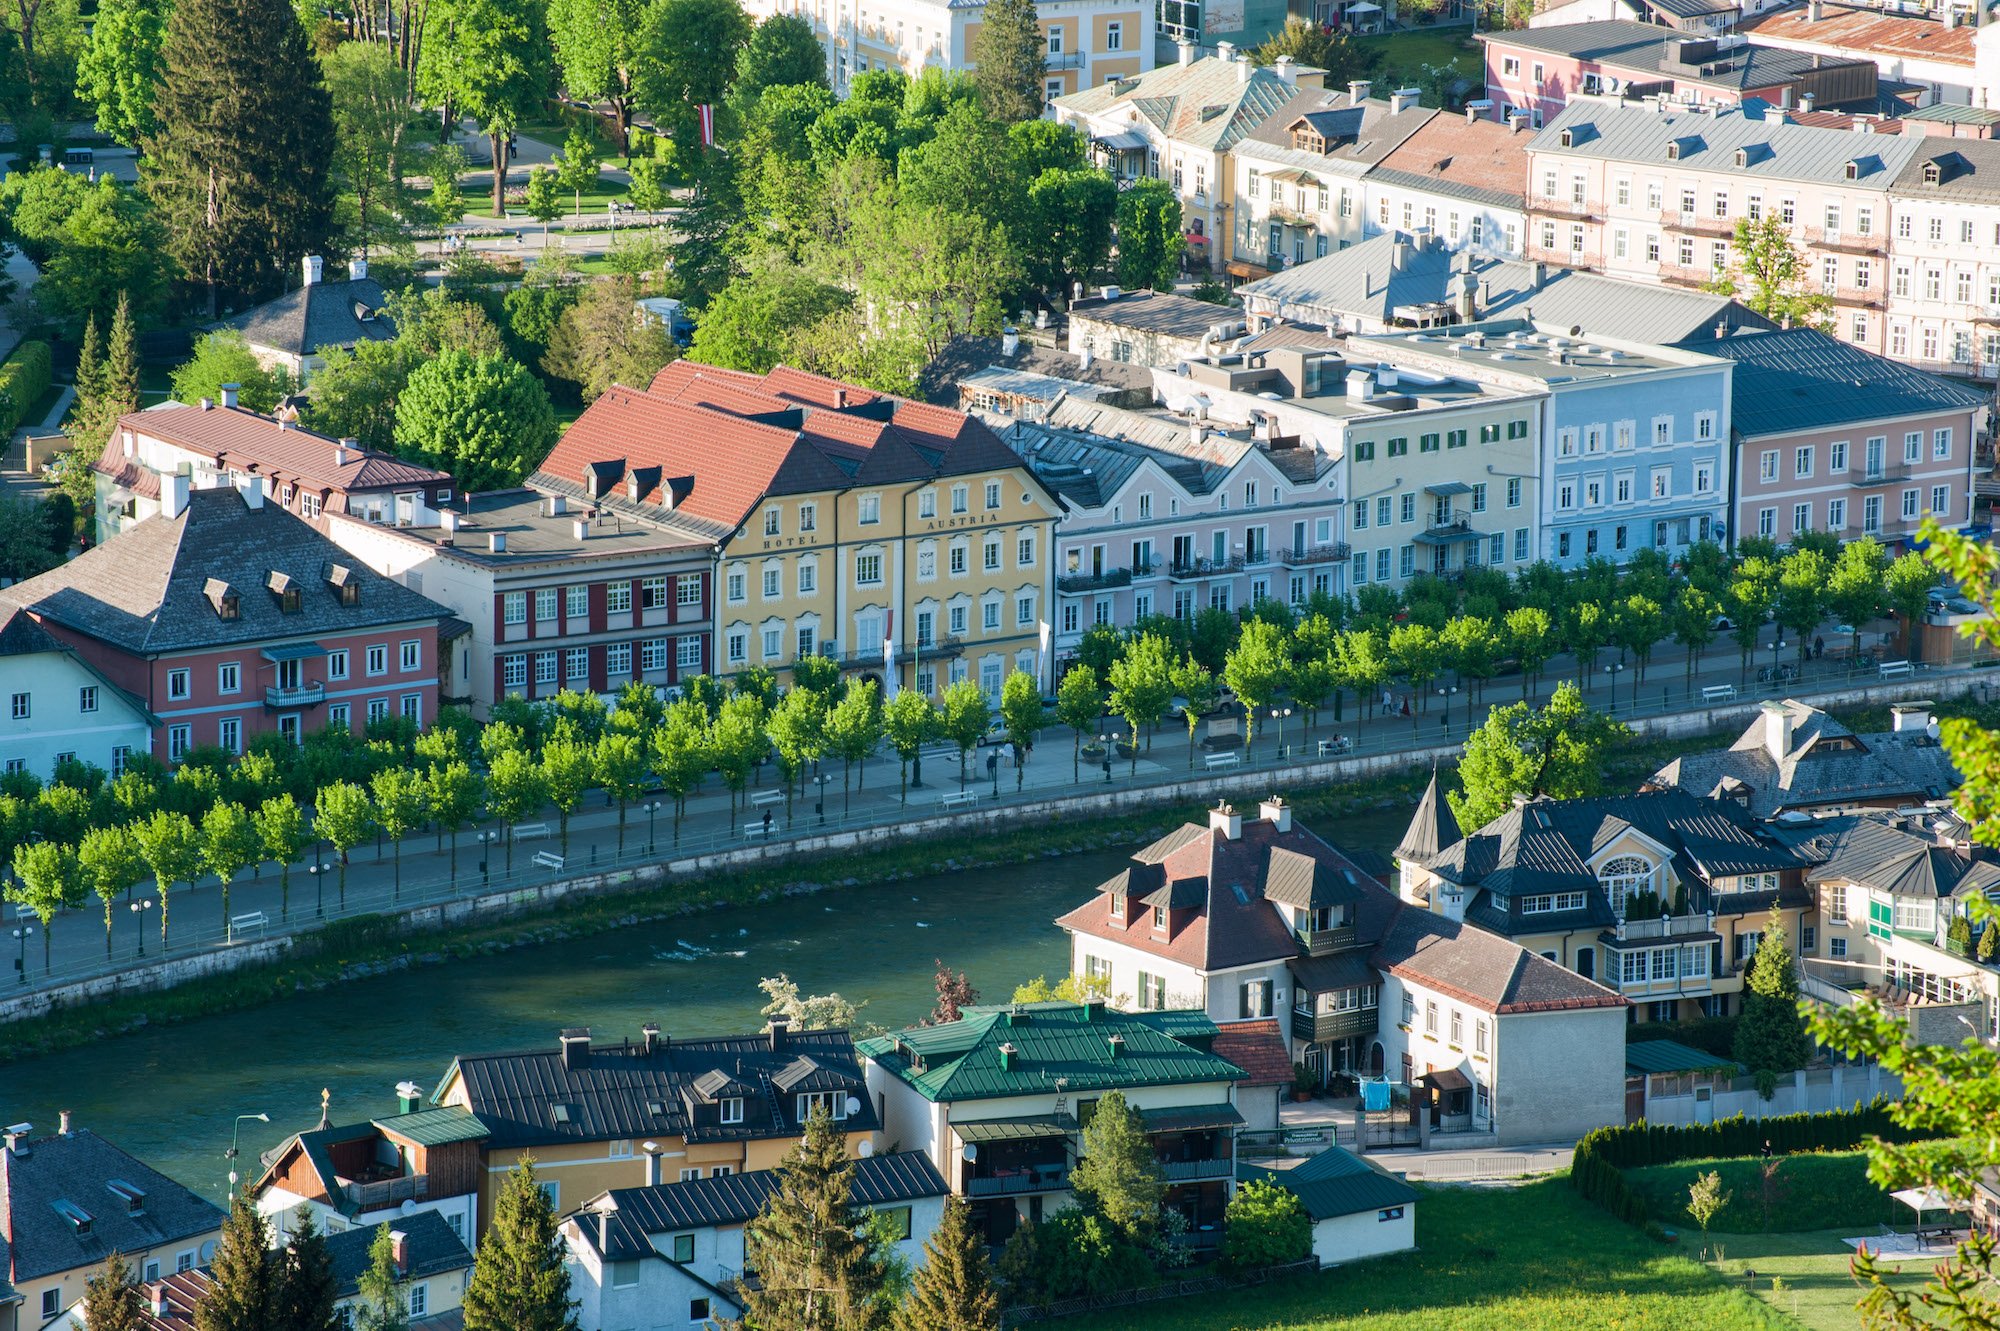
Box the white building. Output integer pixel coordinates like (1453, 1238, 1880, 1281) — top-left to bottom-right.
(1236, 1147, 1419, 1265)
(562, 1152, 949, 1330)
(1888, 136, 2000, 377)
(0, 605, 153, 782)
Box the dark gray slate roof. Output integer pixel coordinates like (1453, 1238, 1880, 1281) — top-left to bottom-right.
(1686, 328, 1990, 438)
(1371, 903, 1625, 1014)
(1070, 290, 1242, 339)
(919, 335, 1155, 406)
(325, 1210, 473, 1297)
(0, 1128, 226, 1283)
(1396, 769, 1462, 867)
(438, 1027, 877, 1151)
(1651, 700, 1963, 816)
(1784, 811, 2000, 901)
(223, 277, 396, 358)
(1485, 21, 1870, 91)
(2, 487, 454, 656)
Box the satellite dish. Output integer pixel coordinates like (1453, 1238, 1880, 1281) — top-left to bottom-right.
(858, 1139, 875, 1158)
(1569, 324, 1584, 337)
(401, 1199, 418, 1215)
(846, 1096, 863, 1118)
(963, 1143, 978, 1162)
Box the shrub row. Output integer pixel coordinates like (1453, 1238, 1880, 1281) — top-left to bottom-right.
(0, 340, 53, 434)
(1569, 1099, 1926, 1224)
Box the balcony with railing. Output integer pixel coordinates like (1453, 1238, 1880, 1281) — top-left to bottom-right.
(1801, 225, 1885, 254)
(1533, 194, 1601, 219)
(1295, 923, 1357, 957)
(1159, 1156, 1237, 1182)
(341, 1172, 429, 1211)
(1614, 912, 1715, 942)
(965, 1161, 1070, 1197)
(1058, 566, 1134, 593)
(1168, 556, 1245, 580)
(1850, 463, 1914, 486)
(1284, 543, 1351, 566)
(264, 682, 326, 709)
(1291, 1000, 1377, 1044)
(1660, 209, 1734, 238)
(1817, 284, 1881, 307)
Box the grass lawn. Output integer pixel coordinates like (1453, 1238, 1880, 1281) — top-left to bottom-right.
(1699, 1230, 1935, 1331)
(1359, 27, 1482, 92)
(1625, 1153, 1899, 1234)
(1041, 1178, 1790, 1331)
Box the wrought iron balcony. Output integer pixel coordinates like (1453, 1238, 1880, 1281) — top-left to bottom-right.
(1158, 1156, 1236, 1182)
(264, 682, 326, 709)
(1058, 567, 1134, 593)
(1284, 543, 1351, 566)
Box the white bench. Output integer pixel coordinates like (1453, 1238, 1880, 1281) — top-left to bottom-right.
(749, 788, 785, 807)
(1318, 737, 1352, 757)
(513, 822, 551, 841)
(1701, 684, 1737, 704)
(938, 790, 978, 811)
(228, 911, 268, 942)
(1879, 660, 1913, 680)
(532, 851, 566, 872)
(744, 821, 776, 839)
(1203, 751, 1241, 769)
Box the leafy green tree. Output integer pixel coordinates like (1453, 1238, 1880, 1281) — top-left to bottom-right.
(1734, 907, 1814, 1096)
(997, 671, 1041, 791)
(1335, 628, 1391, 718)
(82, 1250, 145, 1331)
(8, 840, 83, 972)
(742, 1109, 884, 1331)
(708, 693, 768, 817)
(791, 654, 843, 697)
(312, 781, 375, 907)
(1449, 681, 1628, 830)
(253, 794, 308, 919)
(625, 154, 670, 219)
(462, 1158, 579, 1331)
(416, 0, 550, 217)
(200, 800, 259, 929)
(393, 350, 555, 491)
(1775, 548, 1831, 662)
(75, 0, 168, 145)
(970, 0, 1045, 123)
(533, 739, 590, 856)
(355, 1224, 410, 1331)
(142, 0, 333, 316)
(1711, 216, 1832, 332)
(554, 125, 602, 218)
(726, 14, 828, 130)
(689, 262, 851, 373)
(541, 275, 677, 403)
(132, 809, 200, 949)
(324, 41, 413, 261)
(368, 768, 427, 897)
(1222, 1178, 1311, 1270)
(1070, 1090, 1163, 1241)
(591, 732, 647, 854)
(893, 1197, 997, 1331)
(1251, 15, 1381, 85)
(1024, 167, 1116, 298)
(632, 0, 751, 145)
(1056, 664, 1104, 781)
(649, 701, 710, 842)
(1441, 615, 1500, 704)
(1108, 633, 1173, 775)
(79, 823, 144, 956)
(938, 678, 991, 786)
(1613, 593, 1666, 695)
(1170, 655, 1219, 769)
(546, 0, 646, 157)
(1224, 620, 1289, 753)
(1566, 601, 1611, 688)
(522, 166, 562, 243)
(1884, 551, 1937, 663)
(1671, 587, 1720, 686)
(425, 143, 469, 241)
(1114, 178, 1183, 291)
(195, 1192, 274, 1331)
(767, 686, 828, 817)
(424, 760, 483, 884)
(171, 331, 294, 414)
(1728, 558, 1777, 683)
(824, 680, 884, 813)
(882, 688, 937, 802)
(34, 178, 172, 331)
(272, 1209, 340, 1331)
(1828, 536, 1888, 660)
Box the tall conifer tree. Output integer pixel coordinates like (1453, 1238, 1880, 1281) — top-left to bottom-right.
(195, 1193, 275, 1331)
(142, 0, 335, 315)
(273, 1209, 341, 1331)
(83, 1251, 145, 1331)
(970, 0, 1047, 123)
(462, 1158, 578, 1331)
(741, 1109, 885, 1331)
(893, 1198, 998, 1331)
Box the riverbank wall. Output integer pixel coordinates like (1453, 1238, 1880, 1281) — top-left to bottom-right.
(2, 672, 1985, 1036)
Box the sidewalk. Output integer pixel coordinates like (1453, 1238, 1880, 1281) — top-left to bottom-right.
(5, 626, 1978, 995)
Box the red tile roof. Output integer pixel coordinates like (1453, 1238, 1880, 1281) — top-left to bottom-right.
(119, 403, 450, 493)
(1211, 1019, 1293, 1086)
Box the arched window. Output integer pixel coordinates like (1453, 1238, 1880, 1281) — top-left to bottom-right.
(1600, 855, 1652, 918)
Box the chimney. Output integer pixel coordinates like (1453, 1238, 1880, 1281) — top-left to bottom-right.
(1802, 92, 1815, 112)
(1760, 701, 1794, 764)
(998, 1041, 1019, 1071)
(1274, 55, 1297, 87)
(1456, 279, 1477, 322)
(1345, 368, 1375, 401)
(1349, 79, 1372, 103)
(163, 472, 190, 520)
(1106, 1034, 1126, 1059)
(390, 1230, 409, 1275)
(395, 1080, 423, 1115)
(1532, 261, 1547, 290)
(240, 477, 264, 510)
(1714, 318, 1728, 340)
(641, 1022, 661, 1055)
(560, 1027, 590, 1070)
(2, 1124, 29, 1157)
(1238, 56, 1252, 84)
(643, 1142, 662, 1186)
(572, 518, 589, 541)
(1467, 104, 1481, 123)
(441, 509, 460, 534)
(1390, 87, 1421, 114)
(151, 1285, 170, 1318)
(302, 255, 323, 287)
(489, 531, 507, 553)
(334, 438, 355, 466)
(58, 1110, 71, 1136)
(220, 382, 240, 409)
(1101, 284, 1122, 301)
(1217, 40, 1236, 62)
(348, 256, 368, 282)
(1002, 327, 1020, 357)
(767, 1016, 790, 1050)
(546, 493, 567, 517)
(1177, 38, 1195, 66)
(1082, 997, 1105, 1022)
(1208, 800, 1243, 840)
(1807, 0, 1822, 18)
(1392, 238, 1411, 271)
(1890, 701, 1936, 734)
(1259, 795, 1292, 832)
(835, 387, 850, 409)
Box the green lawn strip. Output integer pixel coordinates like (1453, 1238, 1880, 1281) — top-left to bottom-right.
(1700, 1229, 1933, 1331)
(1625, 1153, 1897, 1234)
(1359, 28, 1481, 87)
(1040, 1178, 1790, 1331)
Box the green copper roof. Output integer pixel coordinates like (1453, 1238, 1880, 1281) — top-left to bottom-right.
(1237, 1147, 1420, 1221)
(373, 1106, 490, 1147)
(856, 1001, 1247, 1103)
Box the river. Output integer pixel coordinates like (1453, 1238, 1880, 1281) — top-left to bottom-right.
(3, 810, 1411, 1200)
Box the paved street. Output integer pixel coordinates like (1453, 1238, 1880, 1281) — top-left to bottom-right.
(6, 621, 1968, 995)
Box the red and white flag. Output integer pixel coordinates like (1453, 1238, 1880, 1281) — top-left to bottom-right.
(697, 104, 715, 146)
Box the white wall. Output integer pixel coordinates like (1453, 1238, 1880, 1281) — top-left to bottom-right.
(0, 649, 152, 781)
(1311, 1200, 1415, 1265)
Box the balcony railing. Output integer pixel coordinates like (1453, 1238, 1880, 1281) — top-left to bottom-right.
(1660, 210, 1734, 238)
(965, 1164, 1070, 1197)
(1058, 567, 1134, 593)
(1168, 557, 1245, 580)
(1291, 1004, 1377, 1044)
(1851, 464, 1914, 486)
(1614, 912, 1714, 941)
(1158, 1156, 1236, 1182)
(1296, 924, 1357, 957)
(341, 1173, 428, 1210)
(1284, 543, 1351, 566)
(1533, 196, 1601, 219)
(264, 682, 326, 709)
(1801, 225, 1885, 254)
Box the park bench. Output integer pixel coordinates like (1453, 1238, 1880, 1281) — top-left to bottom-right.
(228, 911, 268, 943)
(1203, 751, 1241, 770)
(743, 821, 776, 839)
(531, 851, 566, 872)
(1318, 737, 1352, 757)
(749, 789, 785, 808)
(1701, 684, 1737, 704)
(513, 822, 551, 841)
(938, 790, 978, 811)
(1879, 660, 1913, 680)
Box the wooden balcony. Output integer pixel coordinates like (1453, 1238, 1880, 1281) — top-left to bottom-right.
(1291, 1004, 1377, 1044)
(342, 1172, 429, 1210)
(1296, 924, 1356, 957)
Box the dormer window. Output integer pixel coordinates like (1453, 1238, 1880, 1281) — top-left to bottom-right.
(1844, 160, 1860, 180)
(1560, 128, 1576, 147)
(207, 578, 239, 620)
(323, 563, 361, 607)
(1733, 148, 1747, 166)
(53, 1200, 92, 1236)
(796, 1091, 849, 1122)
(1599, 855, 1652, 918)
(1291, 127, 1325, 153)
(1924, 161, 1943, 185)
(266, 571, 300, 613)
(1109, 891, 1126, 921)
(1151, 905, 1167, 930)
(720, 1097, 744, 1125)
(107, 1180, 146, 1216)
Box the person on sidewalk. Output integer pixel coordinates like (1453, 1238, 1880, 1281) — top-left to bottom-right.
(761, 808, 773, 838)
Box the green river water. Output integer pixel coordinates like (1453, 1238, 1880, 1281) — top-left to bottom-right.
(2, 809, 1411, 1201)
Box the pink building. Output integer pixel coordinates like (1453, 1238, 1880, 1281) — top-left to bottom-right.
(2, 482, 460, 762)
(1699, 328, 1988, 551)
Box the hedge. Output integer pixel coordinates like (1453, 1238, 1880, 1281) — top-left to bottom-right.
(1627, 1014, 1739, 1059)
(0, 340, 54, 434)
(1569, 1099, 1929, 1225)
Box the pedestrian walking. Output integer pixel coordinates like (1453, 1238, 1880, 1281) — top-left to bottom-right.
(761, 808, 773, 838)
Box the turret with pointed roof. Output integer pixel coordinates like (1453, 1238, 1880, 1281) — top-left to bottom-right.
(1396, 767, 1461, 869)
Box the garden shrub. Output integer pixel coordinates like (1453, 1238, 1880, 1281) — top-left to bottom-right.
(1223, 1179, 1311, 1270)
(0, 340, 54, 433)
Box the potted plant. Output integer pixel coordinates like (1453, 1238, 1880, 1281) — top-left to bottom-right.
(1291, 1062, 1316, 1102)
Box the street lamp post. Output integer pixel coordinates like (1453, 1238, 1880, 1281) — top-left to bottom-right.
(11, 925, 32, 985)
(476, 831, 501, 884)
(1269, 706, 1293, 756)
(307, 863, 327, 918)
(129, 898, 153, 958)
(1604, 662, 1625, 711)
(1436, 685, 1458, 734)
(1771, 636, 1788, 682)
(225, 1112, 270, 1195)
(1098, 732, 1117, 784)
(644, 800, 663, 855)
